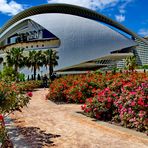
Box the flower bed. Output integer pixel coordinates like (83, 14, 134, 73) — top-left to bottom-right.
(47, 72, 104, 103)
(47, 71, 148, 134)
(0, 81, 33, 146)
(0, 82, 32, 114)
(17, 80, 42, 92)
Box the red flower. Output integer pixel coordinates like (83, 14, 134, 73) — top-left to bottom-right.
(106, 103, 111, 109)
(0, 114, 4, 120)
(119, 104, 123, 109)
(87, 98, 93, 103)
(27, 92, 33, 97)
(96, 113, 100, 119)
(81, 104, 86, 110)
(0, 114, 5, 127)
(138, 98, 144, 106)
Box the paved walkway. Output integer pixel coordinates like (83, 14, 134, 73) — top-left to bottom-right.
(6, 89, 148, 148)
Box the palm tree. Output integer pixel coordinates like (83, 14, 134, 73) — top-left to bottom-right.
(125, 56, 137, 71)
(26, 50, 44, 80)
(43, 49, 59, 79)
(0, 57, 3, 64)
(6, 47, 25, 81)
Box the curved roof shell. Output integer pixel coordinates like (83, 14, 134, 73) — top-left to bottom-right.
(28, 13, 137, 70)
(0, 4, 147, 44)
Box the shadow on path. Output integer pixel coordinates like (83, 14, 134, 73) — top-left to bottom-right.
(8, 125, 61, 148)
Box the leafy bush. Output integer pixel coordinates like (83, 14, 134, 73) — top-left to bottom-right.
(0, 81, 33, 145)
(113, 82, 148, 132)
(0, 66, 25, 82)
(47, 71, 148, 134)
(142, 65, 148, 69)
(47, 73, 102, 103)
(81, 88, 117, 121)
(81, 72, 148, 134)
(17, 80, 42, 92)
(0, 82, 31, 114)
(0, 66, 17, 82)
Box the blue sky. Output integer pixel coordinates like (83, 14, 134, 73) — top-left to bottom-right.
(0, 0, 148, 37)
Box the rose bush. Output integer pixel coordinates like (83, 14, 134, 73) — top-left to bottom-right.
(81, 87, 117, 121)
(0, 81, 33, 146)
(47, 71, 148, 134)
(113, 82, 148, 132)
(82, 72, 148, 134)
(47, 73, 107, 103)
(0, 82, 31, 114)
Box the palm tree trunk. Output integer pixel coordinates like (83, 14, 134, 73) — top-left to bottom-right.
(15, 65, 19, 81)
(49, 65, 53, 79)
(34, 65, 36, 80)
(48, 65, 51, 79)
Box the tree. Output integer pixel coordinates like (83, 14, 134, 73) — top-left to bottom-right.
(37, 74, 41, 80)
(6, 47, 25, 81)
(18, 73, 25, 81)
(1, 66, 17, 82)
(43, 49, 59, 79)
(27, 75, 30, 81)
(125, 56, 137, 71)
(26, 50, 44, 80)
(0, 57, 3, 64)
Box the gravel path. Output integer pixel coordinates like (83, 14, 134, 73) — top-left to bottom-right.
(7, 88, 148, 148)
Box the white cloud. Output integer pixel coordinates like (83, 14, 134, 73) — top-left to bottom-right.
(0, 0, 134, 17)
(115, 14, 125, 22)
(0, 0, 25, 16)
(119, 0, 134, 14)
(48, 0, 135, 23)
(47, 0, 120, 10)
(47, 0, 134, 12)
(138, 28, 148, 37)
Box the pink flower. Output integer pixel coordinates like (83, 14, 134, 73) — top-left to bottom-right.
(131, 101, 135, 106)
(105, 88, 110, 91)
(130, 91, 136, 95)
(138, 111, 145, 118)
(93, 108, 97, 111)
(113, 93, 117, 97)
(129, 118, 136, 122)
(27, 92, 33, 97)
(137, 86, 142, 91)
(107, 97, 112, 103)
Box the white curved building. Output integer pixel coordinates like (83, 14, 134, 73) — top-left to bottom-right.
(0, 4, 147, 71)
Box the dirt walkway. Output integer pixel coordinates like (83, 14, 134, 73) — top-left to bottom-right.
(7, 89, 148, 148)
